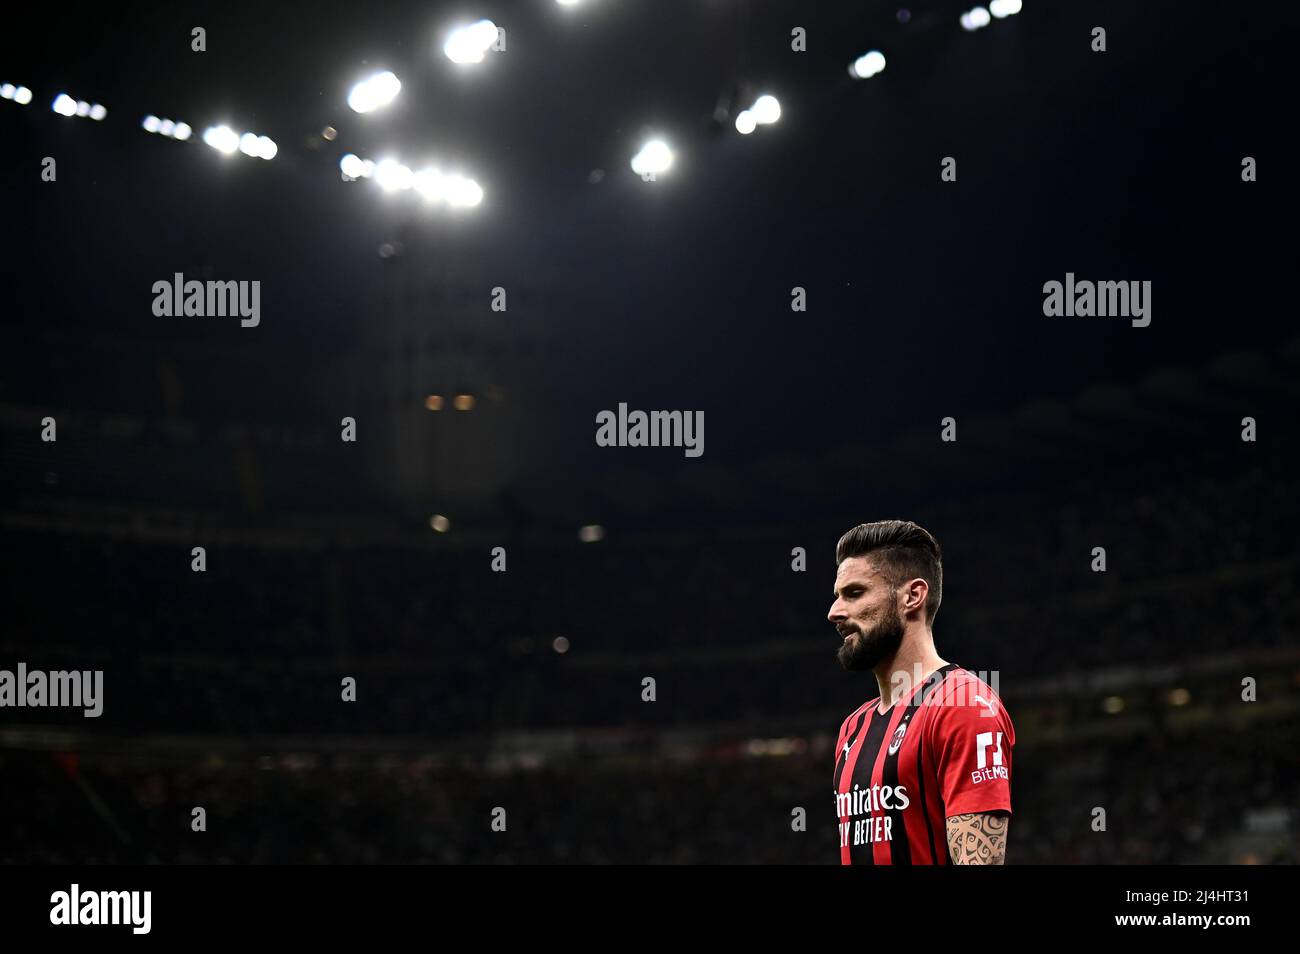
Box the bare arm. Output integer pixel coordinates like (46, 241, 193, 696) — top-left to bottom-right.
(945, 810, 1010, 865)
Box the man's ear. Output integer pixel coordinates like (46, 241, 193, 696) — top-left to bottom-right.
(902, 578, 929, 618)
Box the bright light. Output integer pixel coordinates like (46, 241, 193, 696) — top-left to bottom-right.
(851, 50, 887, 79)
(257, 136, 277, 160)
(751, 94, 781, 125)
(445, 175, 483, 207)
(444, 19, 499, 64)
(15, 86, 31, 105)
(735, 110, 756, 134)
(159, 119, 175, 136)
(960, 11, 975, 30)
(347, 70, 401, 113)
(89, 103, 106, 121)
(52, 93, 77, 116)
(371, 70, 400, 102)
(340, 153, 367, 179)
(203, 124, 240, 155)
(374, 158, 414, 192)
(0, 84, 12, 99)
(142, 115, 161, 133)
(75, 100, 90, 117)
(990, 0, 1022, 16)
(239, 132, 261, 157)
(556, 0, 581, 5)
(424, 395, 444, 411)
(430, 514, 451, 533)
(970, 6, 991, 28)
(173, 122, 192, 141)
(631, 138, 674, 177)
(578, 524, 605, 543)
(413, 167, 445, 200)
(453, 394, 475, 410)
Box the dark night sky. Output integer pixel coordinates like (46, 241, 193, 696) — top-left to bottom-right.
(1, 0, 1296, 495)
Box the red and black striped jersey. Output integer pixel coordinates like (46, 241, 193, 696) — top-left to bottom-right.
(833, 663, 1014, 865)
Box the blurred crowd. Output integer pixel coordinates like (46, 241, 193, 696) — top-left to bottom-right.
(1, 719, 1294, 864)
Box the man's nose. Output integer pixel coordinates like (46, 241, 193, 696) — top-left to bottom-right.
(828, 601, 846, 624)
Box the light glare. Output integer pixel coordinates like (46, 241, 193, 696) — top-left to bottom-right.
(751, 94, 781, 125)
(203, 124, 240, 154)
(445, 20, 498, 64)
(631, 139, 674, 177)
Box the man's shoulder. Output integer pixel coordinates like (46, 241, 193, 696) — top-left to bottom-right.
(838, 697, 879, 733)
(924, 666, 1008, 715)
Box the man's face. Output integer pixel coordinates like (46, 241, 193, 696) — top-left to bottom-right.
(828, 556, 905, 672)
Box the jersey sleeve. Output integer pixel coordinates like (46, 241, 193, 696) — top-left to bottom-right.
(926, 681, 1015, 817)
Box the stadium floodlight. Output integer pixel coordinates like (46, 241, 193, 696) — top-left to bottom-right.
(340, 153, 367, 179)
(347, 70, 401, 114)
(52, 93, 78, 116)
(0, 83, 32, 105)
(578, 525, 605, 543)
(990, 0, 1022, 17)
(631, 138, 673, 178)
(735, 110, 756, 134)
(250, 135, 276, 159)
(89, 103, 106, 120)
(75, 100, 91, 117)
(850, 50, 887, 79)
(445, 175, 484, 208)
(751, 94, 781, 125)
(239, 132, 261, 157)
(413, 167, 446, 200)
(144, 116, 193, 140)
(374, 158, 414, 192)
(202, 124, 240, 155)
(444, 19, 499, 64)
(969, 6, 991, 28)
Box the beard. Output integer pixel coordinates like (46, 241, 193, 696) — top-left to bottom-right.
(836, 601, 905, 672)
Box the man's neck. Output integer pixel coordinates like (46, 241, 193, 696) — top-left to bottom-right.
(873, 632, 947, 713)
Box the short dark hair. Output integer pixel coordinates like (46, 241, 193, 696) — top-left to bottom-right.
(835, 520, 943, 623)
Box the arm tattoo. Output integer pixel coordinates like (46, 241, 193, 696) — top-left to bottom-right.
(945, 811, 1010, 865)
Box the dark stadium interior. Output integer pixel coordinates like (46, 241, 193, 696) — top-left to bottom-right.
(2, 0, 1298, 864)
